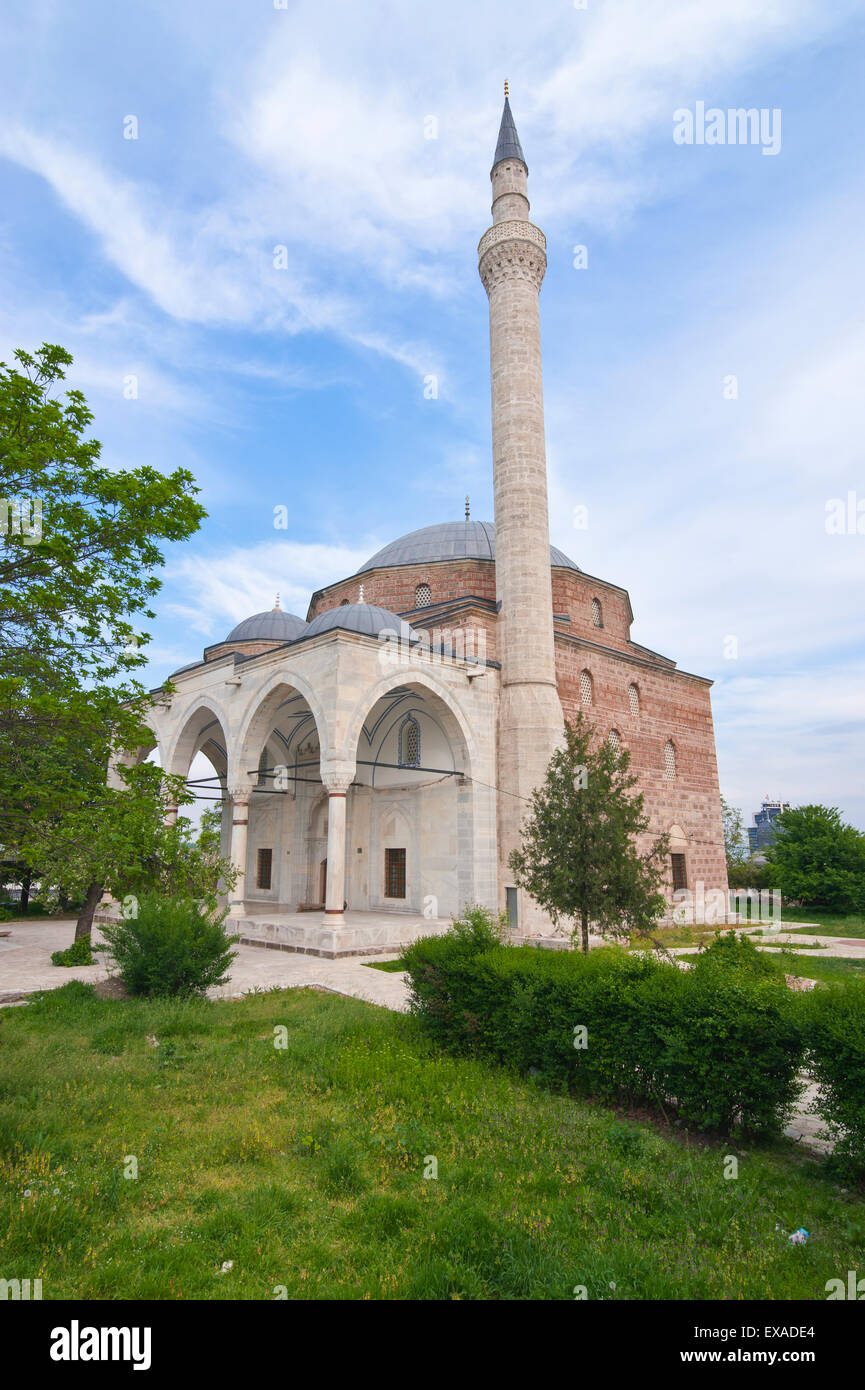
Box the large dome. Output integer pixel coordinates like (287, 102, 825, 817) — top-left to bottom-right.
(226, 608, 308, 643)
(304, 603, 419, 642)
(357, 520, 580, 573)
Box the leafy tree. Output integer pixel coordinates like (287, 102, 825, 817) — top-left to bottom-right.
(721, 796, 748, 867)
(509, 713, 670, 953)
(765, 804, 865, 912)
(0, 343, 206, 921)
(22, 763, 236, 939)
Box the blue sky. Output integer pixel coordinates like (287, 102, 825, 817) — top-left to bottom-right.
(1, 0, 864, 832)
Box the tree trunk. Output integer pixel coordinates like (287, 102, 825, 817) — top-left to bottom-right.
(20, 870, 32, 916)
(580, 908, 589, 955)
(75, 880, 104, 941)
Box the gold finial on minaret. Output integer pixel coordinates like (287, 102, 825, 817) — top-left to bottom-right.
(465, 495, 470, 520)
(504, 80, 509, 99)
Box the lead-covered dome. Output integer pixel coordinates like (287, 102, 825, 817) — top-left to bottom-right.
(304, 603, 419, 642)
(357, 520, 580, 573)
(226, 608, 308, 643)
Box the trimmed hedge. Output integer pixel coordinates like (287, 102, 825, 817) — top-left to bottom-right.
(403, 929, 804, 1133)
(804, 978, 865, 1174)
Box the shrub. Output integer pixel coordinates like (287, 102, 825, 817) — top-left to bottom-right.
(51, 936, 95, 967)
(805, 979, 865, 1174)
(403, 925, 805, 1133)
(691, 930, 783, 982)
(96, 896, 238, 998)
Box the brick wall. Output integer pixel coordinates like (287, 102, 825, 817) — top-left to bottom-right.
(555, 636, 728, 895)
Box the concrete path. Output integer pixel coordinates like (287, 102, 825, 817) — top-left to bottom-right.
(0, 918, 410, 1012)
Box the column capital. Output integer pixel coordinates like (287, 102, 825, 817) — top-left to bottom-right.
(321, 761, 355, 795)
(228, 784, 252, 806)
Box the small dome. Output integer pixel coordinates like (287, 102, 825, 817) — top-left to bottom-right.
(304, 603, 419, 642)
(357, 520, 580, 574)
(226, 608, 308, 643)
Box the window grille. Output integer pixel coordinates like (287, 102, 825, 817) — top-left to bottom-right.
(663, 740, 676, 781)
(256, 847, 273, 890)
(385, 848, 406, 898)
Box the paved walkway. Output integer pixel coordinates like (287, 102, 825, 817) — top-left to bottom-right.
(0, 918, 410, 1012)
(0, 917, 839, 1154)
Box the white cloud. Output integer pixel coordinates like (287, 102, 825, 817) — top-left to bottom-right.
(165, 538, 379, 638)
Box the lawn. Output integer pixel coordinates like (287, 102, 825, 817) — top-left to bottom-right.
(1, 980, 863, 1301)
(780, 908, 865, 940)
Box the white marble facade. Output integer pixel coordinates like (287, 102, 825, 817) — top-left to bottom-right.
(135, 630, 499, 943)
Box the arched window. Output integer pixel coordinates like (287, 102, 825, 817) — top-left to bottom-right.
(340, 598, 350, 606)
(608, 729, 621, 752)
(591, 597, 603, 628)
(580, 669, 593, 707)
(628, 683, 640, 716)
(415, 582, 432, 609)
(663, 740, 676, 781)
(399, 715, 421, 769)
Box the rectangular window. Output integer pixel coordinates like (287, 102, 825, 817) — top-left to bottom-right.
(385, 848, 406, 899)
(506, 886, 518, 931)
(671, 853, 687, 892)
(256, 847, 273, 891)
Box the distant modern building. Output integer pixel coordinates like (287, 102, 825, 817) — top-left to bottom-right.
(748, 799, 791, 855)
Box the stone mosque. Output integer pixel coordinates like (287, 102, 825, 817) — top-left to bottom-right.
(136, 93, 728, 957)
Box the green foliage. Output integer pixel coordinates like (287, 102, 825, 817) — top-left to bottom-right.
(404, 926, 805, 1133)
(96, 896, 238, 998)
(804, 979, 865, 1174)
(0, 984, 862, 1300)
(721, 796, 748, 866)
(766, 804, 865, 913)
(726, 856, 775, 892)
(509, 713, 670, 952)
(691, 929, 784, 982)
(0, 343, 206, 928)
(50, 936, 95, 967)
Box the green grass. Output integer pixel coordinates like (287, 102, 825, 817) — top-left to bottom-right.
(361, 958, 407, 973)
(780, 908, 865, 940)
(0, 980, 863, 1301)
(772, 952, 865, 985)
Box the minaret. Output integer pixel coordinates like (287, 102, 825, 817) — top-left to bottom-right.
(478, 85, 564, 932)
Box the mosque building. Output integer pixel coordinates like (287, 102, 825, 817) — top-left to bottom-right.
(137, 93, 728, 955)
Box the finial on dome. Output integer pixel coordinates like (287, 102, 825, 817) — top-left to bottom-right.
(358, 583, 365, 603)
(273, 593, 280, 610)
(465, 495, 470, 520)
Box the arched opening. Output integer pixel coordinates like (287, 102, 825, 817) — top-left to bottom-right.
(344, 677, 475, 918)
(236, 678, 328, 909)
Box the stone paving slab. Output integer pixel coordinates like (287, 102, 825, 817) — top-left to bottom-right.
(0, 918, 410, 1013)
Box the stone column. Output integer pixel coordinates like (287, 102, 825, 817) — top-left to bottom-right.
(321, 762, 355, 923)
(228, 786, 251, 917)
(164, 805, 178, 827)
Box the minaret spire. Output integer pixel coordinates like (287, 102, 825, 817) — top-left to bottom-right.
(478, 88, 563, 934)
(492, 86, 526, 172)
